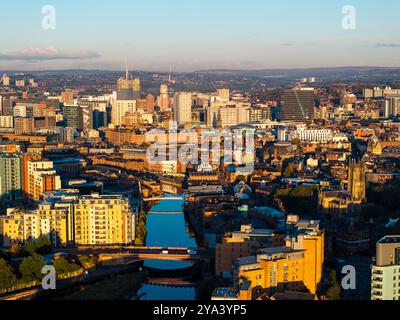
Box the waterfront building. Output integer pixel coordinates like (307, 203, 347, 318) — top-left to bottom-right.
(233, 217, 324, 300)
(73, 194, 135, 246)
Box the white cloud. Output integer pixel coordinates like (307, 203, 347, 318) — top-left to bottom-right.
(0, 46, 100, 61)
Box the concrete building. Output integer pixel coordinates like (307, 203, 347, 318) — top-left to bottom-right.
(173, 92, 192, 125)
(280, 88, 315, 123)
(73, 194, 135, 246)
(111, 100, 136, 127)
(206, 104, 250, 128)
(371, 236, 400, 300)
(233, 217, 324, 300)
(0, 153, 22, 203)
(158, 84, 169, 111)
(0, 116, 13, 128)
(27, 159, 61, 204)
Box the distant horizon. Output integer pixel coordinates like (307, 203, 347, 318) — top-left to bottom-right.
(2, 65, 400, 74)
(1, 1, 400, 71)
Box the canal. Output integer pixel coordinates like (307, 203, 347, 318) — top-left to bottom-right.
(137, 194, 197, 300)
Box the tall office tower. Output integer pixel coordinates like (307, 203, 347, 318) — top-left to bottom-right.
(92, 109, 107, 130)
(21, 153, 42, 202)
(0, 154, 22, 203)
(73, 194, 136, 246)
(27, 159, 61, 204)
(111, 100, 136, 126)
(116, 68, 141, 100)
(79, 105, 92, 131)
(0, 95, 3, 116)
(347, 158, 366, 202)
(217, 88, 230, 101)
(159, 84, 170, 111)
(63, 105, 83, 129)
(371, 236, 400, 300)
(173, 92, 192, 124)
(14, 117, 35, 135)
(280, 88, 316, 123)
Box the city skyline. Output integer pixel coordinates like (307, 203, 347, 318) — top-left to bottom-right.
(1, 0, 400, 71)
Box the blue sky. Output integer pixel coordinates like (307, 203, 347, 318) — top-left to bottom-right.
(0, 0, 400, 71)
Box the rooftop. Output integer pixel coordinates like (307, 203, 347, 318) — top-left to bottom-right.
(378, 235, 400, 244)
(212, 288, 239, 299)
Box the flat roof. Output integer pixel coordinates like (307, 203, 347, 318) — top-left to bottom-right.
(378, 236, 400, 244)
(212, 288, 238, 298)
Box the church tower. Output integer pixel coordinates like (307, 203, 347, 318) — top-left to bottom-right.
(347, 158, 366, 202)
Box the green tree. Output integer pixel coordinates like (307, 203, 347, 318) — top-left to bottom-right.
(19, 253, 46, 282)
(0, 258, 17, 290)
(36, 236, 53, 255)
(325, 270, 341, 300)
(54, 257, 81, 276)
(24, 240, 38, 255)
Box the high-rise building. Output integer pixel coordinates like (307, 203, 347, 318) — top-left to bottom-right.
(0, 153, 22, 203)
(173, 92, 192, 124)
(116, 69, 140, 100)
(14, 117, 35, 135)
(111, 100, 136, 126)
(63, 105, 83, 129)
(21, 153, 42, 202)
(233, 216, 324, 299)
(27, 159, 61, 204)
(384, 95, 400, 118)
(206, 104, 250, 128)
(73, 194, 136, 246)
(159, 84, 169, 111)
(92, 109, 107, 130)
(280, 88, 316, 123)
(371, 236, 400, 300)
